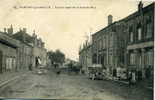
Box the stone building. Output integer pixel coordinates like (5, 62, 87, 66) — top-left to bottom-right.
(92, 15, 126, 76)
(124, 2, 154, 80)
(13, 28, 47, 69)
(0, 28, 20, 73)
(32, 32, 47, 68)
(79, 40, 92, 74)
(13, 28, 34, 70)
(91, 2, 154, 79)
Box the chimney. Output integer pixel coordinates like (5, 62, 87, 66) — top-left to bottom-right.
(19, 28, 22, 32)
(7, 25, 13, 34)
(21, 28, 26, 42)
(23, 28, 27, 33)
(138, 1, 143, 11)
(4, 28, 6, 33)
(108, 15, 113, 25)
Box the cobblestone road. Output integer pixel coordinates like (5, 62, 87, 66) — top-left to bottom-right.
(0, 69, 153, 100)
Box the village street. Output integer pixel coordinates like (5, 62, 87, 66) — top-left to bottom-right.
(0, 69, 153, 100)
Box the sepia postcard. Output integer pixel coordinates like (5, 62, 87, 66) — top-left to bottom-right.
(0, 0, 154, 100)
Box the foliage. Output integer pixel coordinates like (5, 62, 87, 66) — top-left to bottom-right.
(47, 49, 65, 65)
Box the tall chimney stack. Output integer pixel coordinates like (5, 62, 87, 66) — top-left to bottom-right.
(4, 28, 6, 33)
(23, 28, 27, 33)
(7, 25, 13, 34)
(138, 1, 143, 11)
(108, 15, 113, 25)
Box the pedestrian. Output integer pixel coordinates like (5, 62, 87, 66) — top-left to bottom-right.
(145, 66, 151, 79)
(128, 71, 132, 86)
(137, 70, 142, 81)
(56, 70, 61, 75)
(92, 73, 95, 80)
(29, 64, 32, 71)
(113, 68, 117, 79)
(131, 71, 136, 84)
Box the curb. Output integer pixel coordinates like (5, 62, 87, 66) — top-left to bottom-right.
(105, 78, 153, 90)
(0, 74, 27, 88)
(105, 78, 129, 85)
(113, 79, 129, 85)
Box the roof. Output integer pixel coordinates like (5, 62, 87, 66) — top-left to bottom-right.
(92, 21, 118, 37)
(92, 2, 154, 37)
(122, 2, 154, 22)
(0, 32, 20, 48)
(13, 31, 33, 43)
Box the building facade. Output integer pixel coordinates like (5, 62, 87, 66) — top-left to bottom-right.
(13, 28, 47, 69)
(82, 2, 154, 80)
(79, 41, 92, 74)
(92, 16, 126, 76)
(13, 28, 34, 70)
(32, 32, 47, 67)
(0, 31, 20, 73)
(125, 2, 154, 80)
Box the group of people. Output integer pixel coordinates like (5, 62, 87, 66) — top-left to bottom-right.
(128, 66, 152, 86)
(112, 66, 152, 86)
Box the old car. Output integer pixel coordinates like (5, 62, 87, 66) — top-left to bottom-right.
(88, 64, 103, 80)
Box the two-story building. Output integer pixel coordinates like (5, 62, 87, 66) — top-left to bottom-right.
(13, 28, 34, 70)
(79, 40, 92, 74)
(92, 15, 126, 77)
(0, 27, 20, 73)
(125, 2, 154, 80)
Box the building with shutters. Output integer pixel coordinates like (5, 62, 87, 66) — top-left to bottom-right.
(125, 2, 154, 80)
(0, 26, 20, 73)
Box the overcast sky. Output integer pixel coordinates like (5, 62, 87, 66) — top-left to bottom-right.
(0, 0, 153, 61)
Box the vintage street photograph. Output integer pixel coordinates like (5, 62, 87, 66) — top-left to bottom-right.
(0, 0, 154, 100)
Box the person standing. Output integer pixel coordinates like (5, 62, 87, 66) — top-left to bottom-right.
(131, 71, 136, 84)
(128, 71, 132, 86)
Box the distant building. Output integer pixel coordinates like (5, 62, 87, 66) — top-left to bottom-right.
(13, 28, 35, 70)
(13, 28, 47, 69)
(79, 40, 92, 74)
(32, 32, 47, 67)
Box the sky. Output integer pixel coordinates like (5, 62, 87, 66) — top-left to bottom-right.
(0, 0, 153, 61)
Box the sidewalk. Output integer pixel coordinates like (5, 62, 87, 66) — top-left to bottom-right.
(104, 76, 153, 90)
(0, 70, 30, 87)
(104, 76, 129, 85)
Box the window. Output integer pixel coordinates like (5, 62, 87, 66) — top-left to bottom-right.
(110, 34, 113, 47)
(138, 27, 142, 40)
(129, 27, 133, 42)
(102, 39, 104, 49)
(130, 53, 135, 65)
(103, 37, 106, 49)
(130, 32, 134, 42)
(145, 49, 154, 66)
(146, 22, 152, 39)
(109, 55, 113, 65)
(99, 40, 102, 50)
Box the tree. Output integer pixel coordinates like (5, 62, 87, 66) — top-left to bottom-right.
(47, 49, 65, 65)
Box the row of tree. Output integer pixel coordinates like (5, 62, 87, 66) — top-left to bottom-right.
(47, 49, 65, 65)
